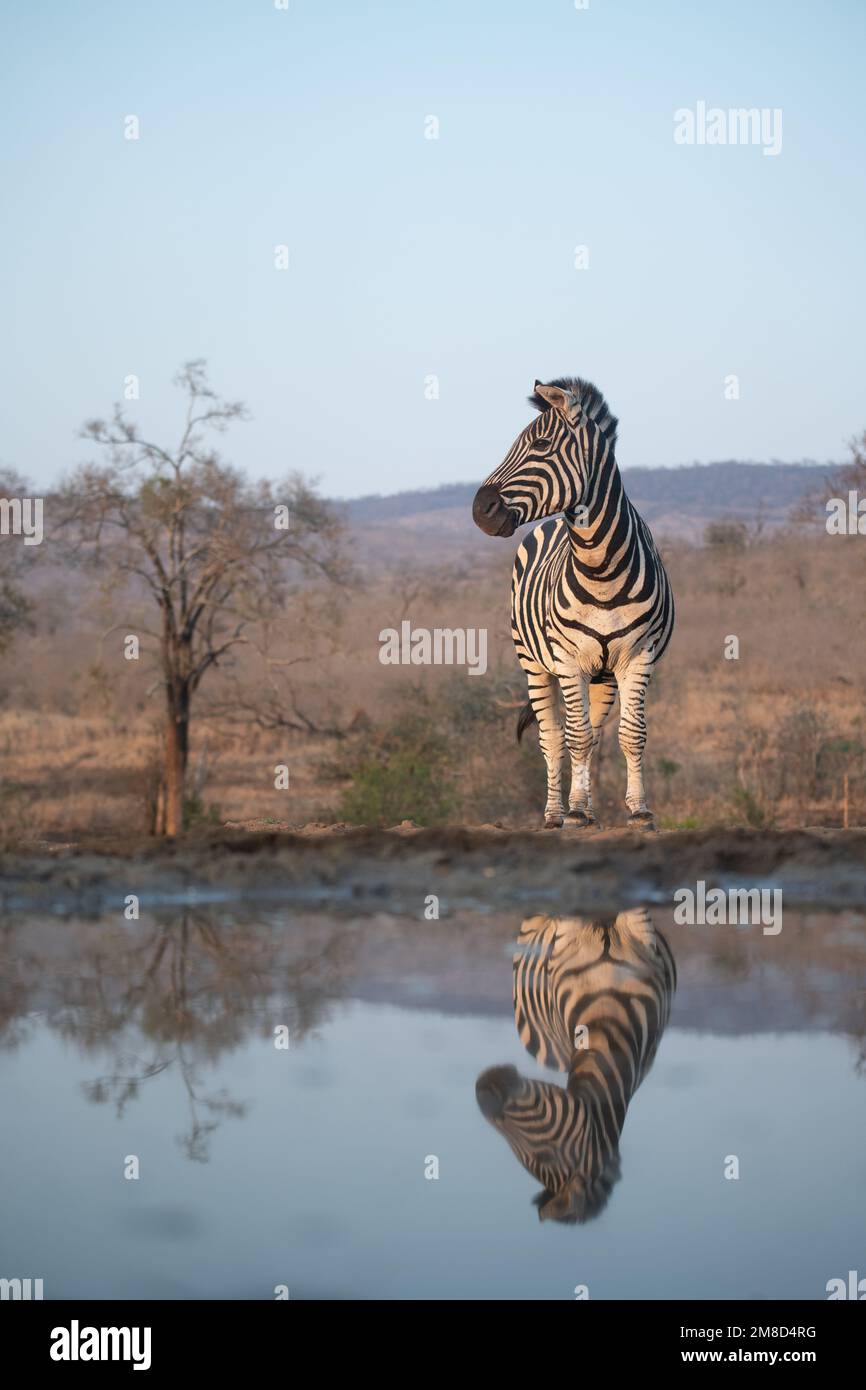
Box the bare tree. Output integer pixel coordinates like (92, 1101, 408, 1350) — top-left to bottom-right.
(62, 361, 344, 835)
(794, 428, 866, 526)
(829, 429, 866, 496)
(204, 588, 352, 737)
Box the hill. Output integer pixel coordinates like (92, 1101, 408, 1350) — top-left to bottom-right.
(336, 460, 832, 563)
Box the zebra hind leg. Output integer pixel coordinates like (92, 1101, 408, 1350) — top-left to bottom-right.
(565, 672, 618, 827)
(523, 671, 565, 829)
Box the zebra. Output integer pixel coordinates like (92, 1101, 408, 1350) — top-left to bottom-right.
(472, 377, 674, 828)
(476, 909, 676, 1223)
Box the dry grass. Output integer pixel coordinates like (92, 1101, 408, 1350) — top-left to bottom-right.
(0, 713, 342, 841)
(2, 522, 865, 842)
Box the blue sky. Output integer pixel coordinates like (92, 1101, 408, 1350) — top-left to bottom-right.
(1, 0, 864, 496)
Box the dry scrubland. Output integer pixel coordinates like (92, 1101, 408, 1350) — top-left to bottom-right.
(1, 507, 863, 845)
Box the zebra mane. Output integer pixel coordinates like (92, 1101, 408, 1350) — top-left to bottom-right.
(528, 377, 618, 445)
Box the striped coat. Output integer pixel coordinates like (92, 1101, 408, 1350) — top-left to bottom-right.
(476, 911, 676, 1223)
(473, 377, 674, 827)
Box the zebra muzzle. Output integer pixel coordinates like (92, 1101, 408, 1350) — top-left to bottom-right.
(472, 485, 517, 537)
(475, 1064, 521, 1118)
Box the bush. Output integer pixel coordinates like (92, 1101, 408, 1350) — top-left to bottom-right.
(337, 718, 458, 826)
(731, 785, 770, 829)
(438, 674, 502, 735)
(184, 793, 223, 828)
(705, 520, 748, 550)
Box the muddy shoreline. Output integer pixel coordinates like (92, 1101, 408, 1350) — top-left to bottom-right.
(3, 825, 866, 916)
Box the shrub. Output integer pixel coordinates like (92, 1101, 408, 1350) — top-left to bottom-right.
(184, 794, 223, 828)
(704, 520, 748, 550)
(337, 718, 458, 826)
(731, 785, 770, 829)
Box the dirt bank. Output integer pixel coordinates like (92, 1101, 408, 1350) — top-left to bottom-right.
(3, 824, 866, 916)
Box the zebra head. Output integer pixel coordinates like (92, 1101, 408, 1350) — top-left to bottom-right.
(475, 1063, 620, 1223)
(472, 377, 617, 538)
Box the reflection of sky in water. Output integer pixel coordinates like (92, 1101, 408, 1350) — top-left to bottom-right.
(1, 909, 865, 1300)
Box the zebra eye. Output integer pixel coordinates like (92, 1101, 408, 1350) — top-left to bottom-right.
(532, 436, 552, 453)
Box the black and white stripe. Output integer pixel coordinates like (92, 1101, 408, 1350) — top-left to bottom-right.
(476, 910, 676, 1223)
(472, 377, 674, 827)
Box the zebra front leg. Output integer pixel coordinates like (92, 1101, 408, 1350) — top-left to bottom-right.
(559, 674, 596, 827)
(616, 657, 655, 827)
(525, 671, 565, 828)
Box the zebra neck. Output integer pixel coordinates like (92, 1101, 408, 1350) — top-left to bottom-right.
(567, 1046, 638, 1133)
(563, 449, 634, 575)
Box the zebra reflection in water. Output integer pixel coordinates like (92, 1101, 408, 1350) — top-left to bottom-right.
(476, 910, 675, 1223)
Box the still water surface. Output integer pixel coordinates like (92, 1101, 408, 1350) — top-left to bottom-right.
(1, 903, 864, 1299)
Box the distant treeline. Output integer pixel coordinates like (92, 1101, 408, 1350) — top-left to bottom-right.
(336, 461, 836, 525)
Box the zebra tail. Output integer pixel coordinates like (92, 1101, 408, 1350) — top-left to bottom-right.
(516, 702, 537, 743)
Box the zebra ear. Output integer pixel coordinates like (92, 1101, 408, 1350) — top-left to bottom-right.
(533, 381, 580, 423)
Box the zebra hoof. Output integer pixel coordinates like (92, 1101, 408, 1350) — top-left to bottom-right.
(543, 816, 564, 830)
(628, 810, 656, 831)
(565, 810, 597, 828)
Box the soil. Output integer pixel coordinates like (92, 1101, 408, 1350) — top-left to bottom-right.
(3, 823, 866, 917)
